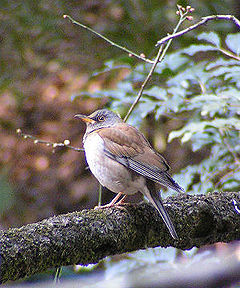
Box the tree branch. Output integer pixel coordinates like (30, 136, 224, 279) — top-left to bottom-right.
(123, 6, 189, 122)
(16, 129, 84, 153)
(63, 15, 154, 64)
(156, 15, 240, 46)
(1, 192, 240, 283)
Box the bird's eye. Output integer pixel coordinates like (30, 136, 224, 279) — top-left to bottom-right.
(97, 115, 105, 122)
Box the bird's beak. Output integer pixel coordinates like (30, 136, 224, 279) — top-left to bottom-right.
(74, 114, 96, 124)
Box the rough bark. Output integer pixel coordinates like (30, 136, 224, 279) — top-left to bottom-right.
(0, 192, 240, 283)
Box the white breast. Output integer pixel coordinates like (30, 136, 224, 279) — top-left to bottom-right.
(83, 132, 105, 176)
(83, 132, 145, 195)
(84, 132, 117, 189)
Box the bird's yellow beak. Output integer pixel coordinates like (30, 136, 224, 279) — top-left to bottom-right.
(74, 114, 96, 124)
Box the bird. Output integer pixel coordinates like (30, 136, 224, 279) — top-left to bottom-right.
(75, 109, 184, 239)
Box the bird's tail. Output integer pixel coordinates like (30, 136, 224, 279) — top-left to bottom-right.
(145, 179, 178, 239)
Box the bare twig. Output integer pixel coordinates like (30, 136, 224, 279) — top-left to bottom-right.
(156, 15, 240, 46)
(218, 48, 240, 61)
(63, 15, 154, 64)
(124, 6, 191, 122)
(123, 45, 163, 122)
(16, 129, 84, 152)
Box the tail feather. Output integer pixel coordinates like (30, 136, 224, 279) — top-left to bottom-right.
(145, 179, 178, 239)
(151, 193, 178, 239)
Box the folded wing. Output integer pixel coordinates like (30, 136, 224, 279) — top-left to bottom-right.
(98, 124, 184, 193)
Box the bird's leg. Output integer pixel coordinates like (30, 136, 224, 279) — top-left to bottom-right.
(94, 192, 127, 209)
(109, 192, 124, 205)
(115, 194, 127, 205)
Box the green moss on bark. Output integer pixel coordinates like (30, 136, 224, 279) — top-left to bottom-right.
(0, 192, 240, 283)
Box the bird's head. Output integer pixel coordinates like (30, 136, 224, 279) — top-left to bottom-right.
(74, 109, 123, 133)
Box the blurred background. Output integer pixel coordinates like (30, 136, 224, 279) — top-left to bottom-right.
(0, 0, 240, 285)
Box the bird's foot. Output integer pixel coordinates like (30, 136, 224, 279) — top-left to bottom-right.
(94, 203, 129, 211)
(94, 203, 116, 209)
(94, 194, 128, 210)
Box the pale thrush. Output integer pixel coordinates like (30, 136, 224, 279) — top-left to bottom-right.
(75, 109, 184, 239)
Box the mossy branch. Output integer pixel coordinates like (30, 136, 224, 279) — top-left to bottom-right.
(1, 191, 240, 283)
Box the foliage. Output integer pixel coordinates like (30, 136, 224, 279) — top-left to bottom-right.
(1, 0, 240, 283)
(83, 32, 240, 194)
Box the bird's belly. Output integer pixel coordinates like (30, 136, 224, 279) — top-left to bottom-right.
(84, 133, 144, 195)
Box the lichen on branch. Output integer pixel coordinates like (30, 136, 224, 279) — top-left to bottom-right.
(0, 192, 240, 283)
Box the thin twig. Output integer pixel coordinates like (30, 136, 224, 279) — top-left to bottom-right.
(123, 45, 163, 122)
(218, 48, 240, 61)
(124, 9, 189, 122)
(63, 15, 154, 64)
(156, 15, 240, 46)
(98, 185, 103, 206)
(16, 129, 84, 152)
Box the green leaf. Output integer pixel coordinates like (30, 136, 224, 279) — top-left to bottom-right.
(182, 44, 217, 56)
(206, 58, 240, 70)
(190, 130, 222, 151)
(144, 86, 168, 100)
(136, 99, 157, 118)
(75, 263, 98, 273)
(222, 179, 240, 190)
(164, 53, 188, 71)
(168, 118, 240, 143)
(92, 60, 130, 77)
(225, 33, 240, 55)
(208, 65, 240, 78)
(224, 71, 240, 83)
(187, 93, 230, 117)
(167, 62, 209, 87)
(198, 32, 221, 48)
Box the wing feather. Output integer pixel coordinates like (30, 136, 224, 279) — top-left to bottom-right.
(98, 124, 184, 192)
